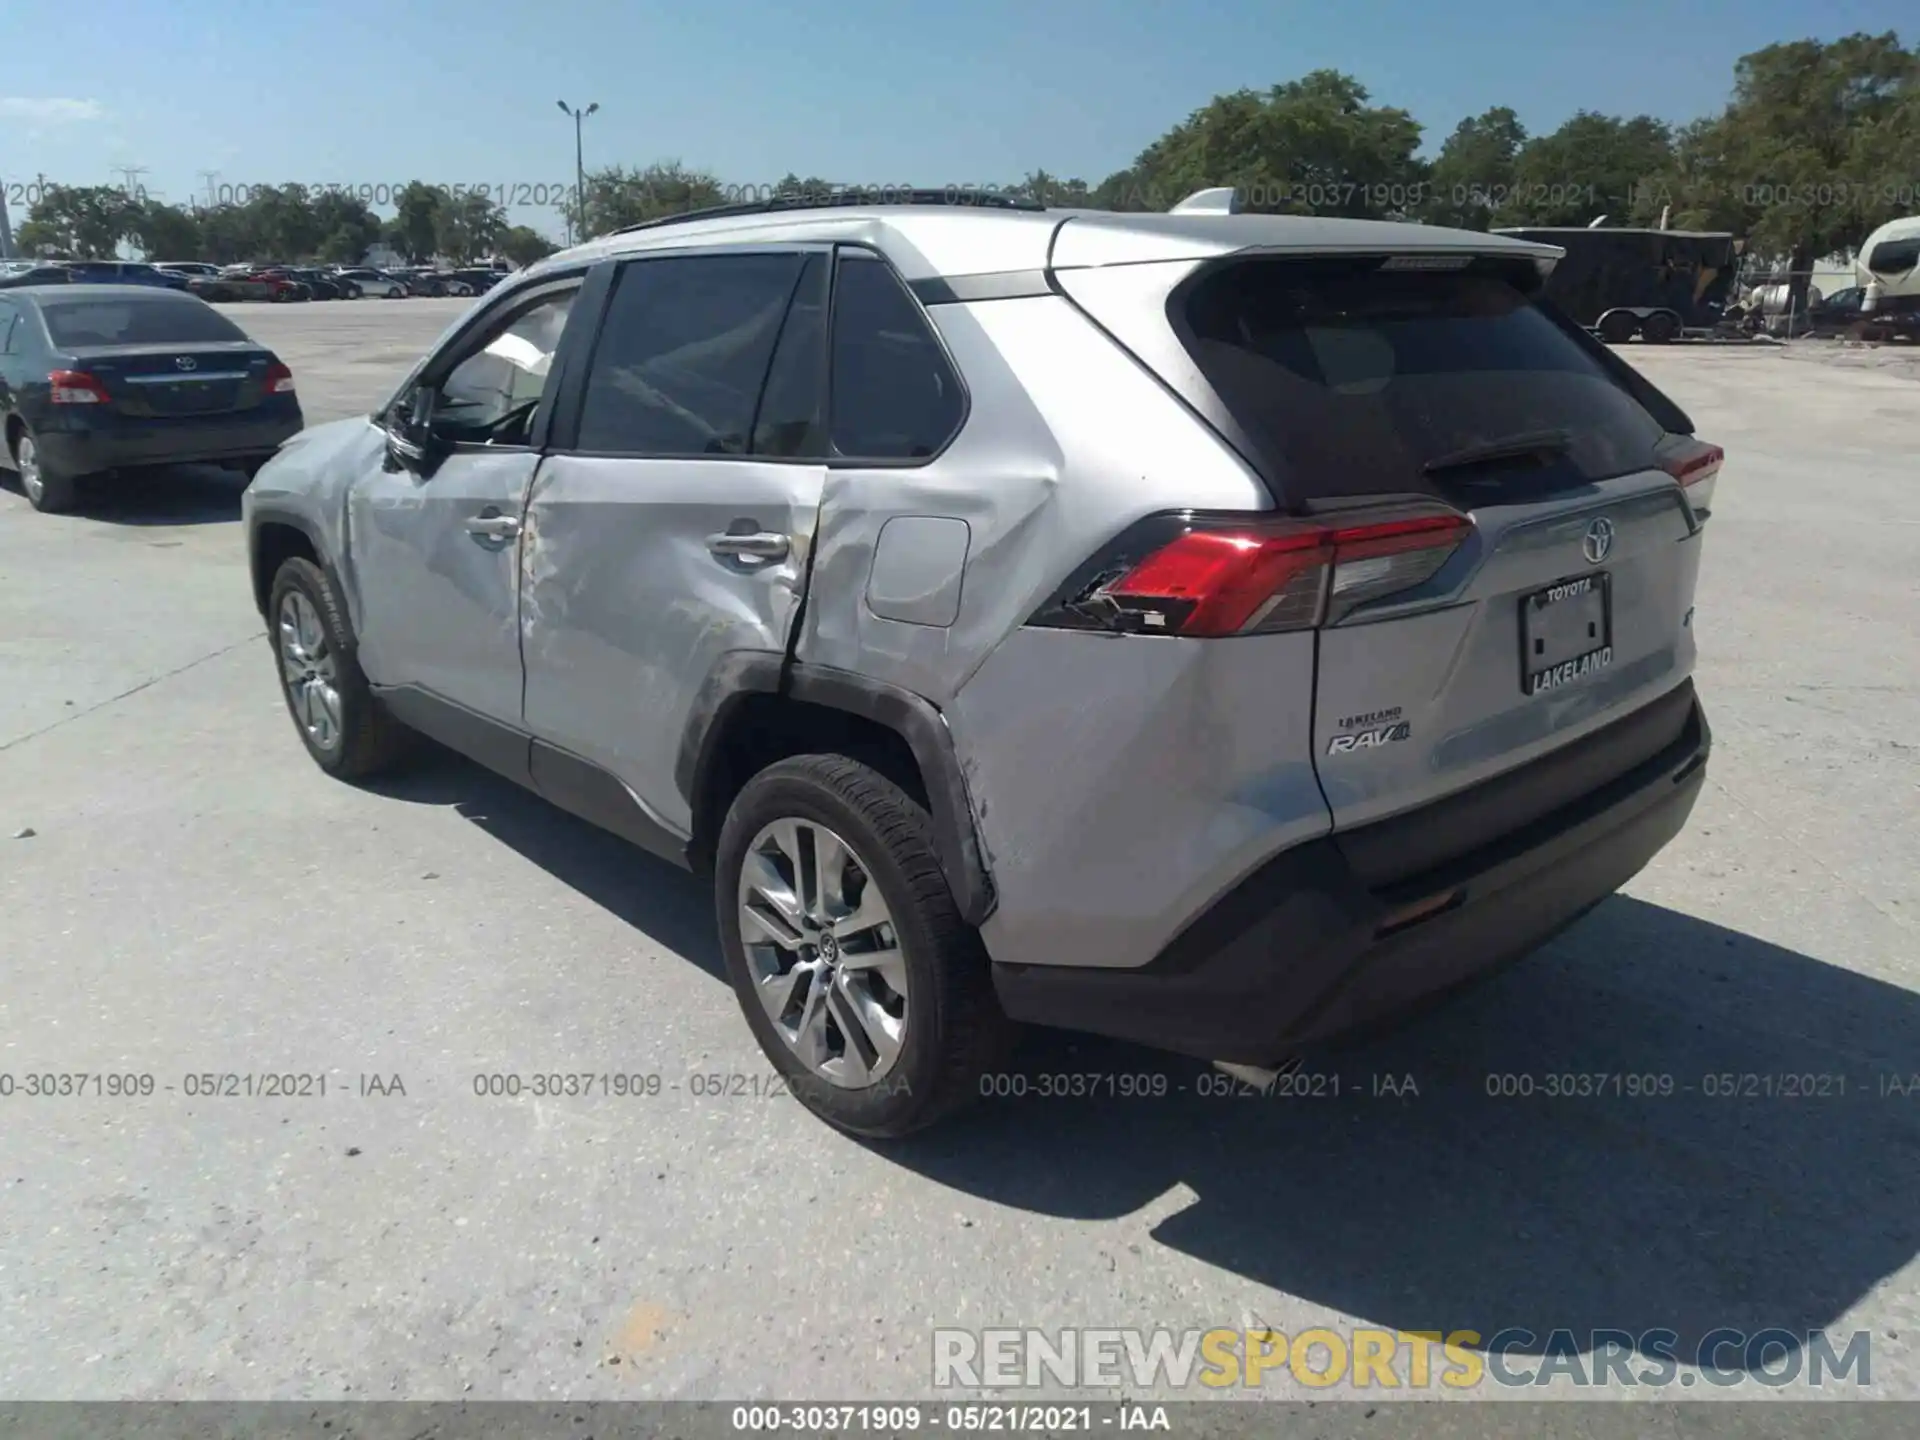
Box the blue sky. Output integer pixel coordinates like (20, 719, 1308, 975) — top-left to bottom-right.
(2, 0, 1909, 239)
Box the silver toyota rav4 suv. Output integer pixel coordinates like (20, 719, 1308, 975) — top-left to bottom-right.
(243, 191, 1720, 1136)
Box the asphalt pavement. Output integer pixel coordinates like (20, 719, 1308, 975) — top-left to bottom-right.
(1, 302, 1916, 1409)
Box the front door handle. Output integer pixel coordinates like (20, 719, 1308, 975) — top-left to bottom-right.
(706, 530, 789, 562)
(465, 510, 521, 544)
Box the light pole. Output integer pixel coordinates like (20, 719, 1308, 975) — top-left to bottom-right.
(557, 100, 599, 242)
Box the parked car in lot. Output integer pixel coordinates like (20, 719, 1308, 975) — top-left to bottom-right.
(243, 194, 1719, 1136)
(205, 268, 310, 303)
(401, 267, 500, 297)
(57, 260, 191, 291)
(331, 267, 411, 298)
(155, 262, 225, 280)
(0, 265, 75, 289)
(0, 284, 303, 513)
(256, 268, 342, 300)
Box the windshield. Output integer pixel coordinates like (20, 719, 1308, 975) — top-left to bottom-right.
(40, 294, 249, 347)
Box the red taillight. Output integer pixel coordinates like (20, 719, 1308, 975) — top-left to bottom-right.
(1662, 439, 1723, 487)
(48, 369, 109, 404)
(264, 361, 295, 395)
(1089, 508, 1471, 637)
(1660, 437, 1723, 517)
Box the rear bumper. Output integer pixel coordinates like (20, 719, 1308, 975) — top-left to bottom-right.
(35, 408, 303, 474)
(991, 689, 1710, 1062)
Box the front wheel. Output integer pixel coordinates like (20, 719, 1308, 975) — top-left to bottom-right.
(267, 556, 415, 779)
(11, 429, 79, 513)
(715, 754, 1011, 1138)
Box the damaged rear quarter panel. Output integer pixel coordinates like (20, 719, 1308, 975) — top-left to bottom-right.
(950, 627, 1330, 972)
(799, 289, 1310, 971)
(797, 291, 1267, 704)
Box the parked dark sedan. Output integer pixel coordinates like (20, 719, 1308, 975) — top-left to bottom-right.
(0, 265, 75, 289)
(0, 285, 304, 513)
(60, 260, 192, 290)
(271, 268, 346, 300)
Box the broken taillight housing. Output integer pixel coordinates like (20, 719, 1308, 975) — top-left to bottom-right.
(1032, 506, 1473, 637)
(1658, 436, 1723, 520)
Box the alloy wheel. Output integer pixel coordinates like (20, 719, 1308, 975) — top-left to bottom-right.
(736, 818, 908, 1088)
(15, 434, 43, 505)
(277, 590, 342, 752)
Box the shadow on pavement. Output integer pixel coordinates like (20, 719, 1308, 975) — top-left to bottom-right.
(888, 897, 1920, 1370)
(368, 744, 723, 982)
(64, 465, 248, 526)
(364, 744, 1919, 1371)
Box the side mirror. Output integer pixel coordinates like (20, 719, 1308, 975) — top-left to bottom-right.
(383, 386, 438, 469)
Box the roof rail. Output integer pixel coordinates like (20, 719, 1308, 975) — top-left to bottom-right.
(602, 188, 1046, 239)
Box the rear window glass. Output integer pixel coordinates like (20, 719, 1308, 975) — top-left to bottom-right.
(1177, 260, 1667, 504)
(1867, 238, 1920, 276)
(40, 295, 246, 348)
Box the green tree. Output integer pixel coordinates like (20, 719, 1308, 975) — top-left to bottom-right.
(498, 225, 559, 268)
(1643, 33, 1919, 312)
(128, 201, 205, 260)
(386, 182, 446, 263)
(247, 184, 324, 259)
(309, 191, 382, 264)
(582, 161, 727, 233)
(17, 184, 137, 258)
(434, 191, 508, 262)
(197, 203, 262, 265)
(1503, 111, 1674, 226)
(1422, 106, 1527, 229)
(1102, 71, 1427, 218)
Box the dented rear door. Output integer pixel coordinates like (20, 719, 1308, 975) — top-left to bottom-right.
(518, 248, 830, 835)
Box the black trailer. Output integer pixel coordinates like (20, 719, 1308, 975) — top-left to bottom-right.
(1493, 226, 1744, 343)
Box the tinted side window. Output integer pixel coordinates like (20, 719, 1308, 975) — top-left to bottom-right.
(432, 287, 577, 446)
(750, 254, 827, 458)
(577, 253, 804, 457)
(830, 252, 963, 460)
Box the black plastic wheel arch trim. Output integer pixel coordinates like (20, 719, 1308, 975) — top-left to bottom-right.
(677, 653, 999, 926)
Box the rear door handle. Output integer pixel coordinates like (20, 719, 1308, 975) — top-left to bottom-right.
(706, 531, 789, 562)
(465, 510, 521, 543)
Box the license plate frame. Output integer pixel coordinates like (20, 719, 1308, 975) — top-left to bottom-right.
(1521, 572, 1613, 696)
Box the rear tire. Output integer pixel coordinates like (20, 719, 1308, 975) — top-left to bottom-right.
(715, 754, 1011, 1138)
(267, 556, 415, 780)
(11, 428, 80, 514)
(1641, 311, 1679, 344)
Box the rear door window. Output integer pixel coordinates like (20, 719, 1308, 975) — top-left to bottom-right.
(829, 250, 964, 461)
(1176, 259, 1669, 506)
(575, 253, 804, 457)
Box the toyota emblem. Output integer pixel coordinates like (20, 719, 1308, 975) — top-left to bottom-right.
(174, 356, 198, 371)
(1582, 517, 1615, 565)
